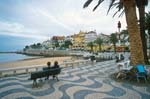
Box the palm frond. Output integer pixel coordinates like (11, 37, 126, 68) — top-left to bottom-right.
(83, 0, 93, 8)
(93, 0, 104, 11)
(112, 2, 124, 17)
(113, 9, 124, 17)
(83, 0, 124, 17)
(107, 0, 116, 14)
(118, 9, 125, 17)
(106, 2, 119, 15)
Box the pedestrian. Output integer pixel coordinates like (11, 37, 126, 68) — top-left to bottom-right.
(121, 54, 124, 61)
(115, 56, 119, 63)
(90, 55, 95, 65)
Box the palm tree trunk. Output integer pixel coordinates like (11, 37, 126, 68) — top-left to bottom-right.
(123, 0, 145, 65)
(148, 29, 150, 58)
(114, 43, 116, 53)
(99, 44, 101, 52)
(91, 46, 93, 52)
(138, 5, 148, 63)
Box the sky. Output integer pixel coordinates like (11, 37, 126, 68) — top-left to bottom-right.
(0, 0, 149, 51)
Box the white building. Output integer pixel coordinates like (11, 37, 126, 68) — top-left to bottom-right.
(84, 31, 97, 44)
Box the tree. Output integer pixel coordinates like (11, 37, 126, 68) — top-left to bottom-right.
(83, 0, 145, 65)
(64, 40, 73, 48)
(136, 0, 149, 63)
(95, 37, 103, 52)
(37, 43, 41, 46)
(23, 45, 29, 51)
(36, 43, 42, 49)
(146, 12, 150, 34)
(145, 12, 150, 58)
(30, 44, 37, 49)
(124, 0, 145, 65)
(25, 45, 29, 49)
(110, 33, 118, 53)
(120, 29, 129, 45)
(52, 40, 59, 48)
(87, 42, 94, 52)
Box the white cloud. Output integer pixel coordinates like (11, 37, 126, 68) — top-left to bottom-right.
(0, 21, 24, 33)
(36, 8, 76, 32)
(0, 21, 47, 40)
(0, 0, 128, 39)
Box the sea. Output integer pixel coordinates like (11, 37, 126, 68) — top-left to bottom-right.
(0, 35, 43, 63)
(0, 35, 42, 52)
(0, 53, 38, 63)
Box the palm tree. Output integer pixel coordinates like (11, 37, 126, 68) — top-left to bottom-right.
(145, 12, 150, 58)
(110, 33, 118, 53)
(87, 42, 94, 52)
(95, 37, 103, 52)
(146, 12, 150, 34)
(83, 0, 145, 65)
(136, 0, 149, 63)
(120, 29, 129, 45)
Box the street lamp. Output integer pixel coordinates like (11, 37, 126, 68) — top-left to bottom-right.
(118, 21, 121, 60)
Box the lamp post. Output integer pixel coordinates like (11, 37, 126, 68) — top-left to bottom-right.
(118, 21, 121, 60)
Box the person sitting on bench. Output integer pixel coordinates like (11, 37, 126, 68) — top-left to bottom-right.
(52, 61, 60, 79)
(45, 61, 51, 80)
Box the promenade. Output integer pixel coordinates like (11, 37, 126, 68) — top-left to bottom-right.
(0, 60, 150, 99)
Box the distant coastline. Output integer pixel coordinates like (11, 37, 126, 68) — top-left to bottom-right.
(0, 49, 85, 64)
(0, 51, 17, 53)
(0, 49, 73, 63)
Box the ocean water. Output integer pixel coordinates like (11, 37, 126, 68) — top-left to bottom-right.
(0, 53, 37, 63)
(0, 35, 42, 52)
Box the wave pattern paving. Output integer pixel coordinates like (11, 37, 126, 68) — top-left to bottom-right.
(0, 60, 150, 99)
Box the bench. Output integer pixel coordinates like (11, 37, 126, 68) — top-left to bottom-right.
(30, 68, 61, 87)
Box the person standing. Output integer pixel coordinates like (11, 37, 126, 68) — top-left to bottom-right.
(120, 54, 124, 61)
(90, 55, 95, 65)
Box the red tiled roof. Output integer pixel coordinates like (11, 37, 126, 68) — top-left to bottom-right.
(52, 36, 64, 40)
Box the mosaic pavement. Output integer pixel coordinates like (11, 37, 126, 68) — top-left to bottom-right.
(0, 60, 150, 99)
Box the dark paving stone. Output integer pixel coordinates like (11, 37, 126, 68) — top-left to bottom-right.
(74, 90, 96, 99)
(103, 98, 118, 99)
(105, 87, 126, 97)
(122, 83, 150, 99)
(87, 76, 103, 88)
(15, 96, 35, 99)
(59, 84, 74, 99)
